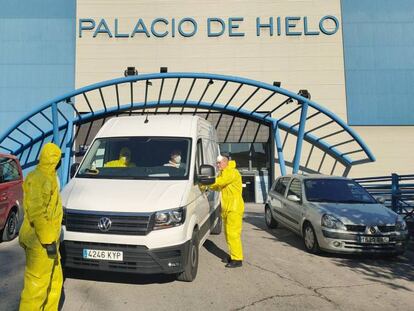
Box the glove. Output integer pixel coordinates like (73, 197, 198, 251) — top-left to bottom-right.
(199, 185, 208, 192)
(44, 242, 57, 257)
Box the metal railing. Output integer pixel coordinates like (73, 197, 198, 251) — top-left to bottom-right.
(355, 174, 414, 229)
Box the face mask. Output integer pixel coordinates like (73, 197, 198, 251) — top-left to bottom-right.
(173, 155, 181, 164)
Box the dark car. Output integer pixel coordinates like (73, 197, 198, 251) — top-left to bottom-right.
(0, 154, 23, 241)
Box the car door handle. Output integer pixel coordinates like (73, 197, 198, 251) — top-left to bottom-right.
(0, 194, 7, 201)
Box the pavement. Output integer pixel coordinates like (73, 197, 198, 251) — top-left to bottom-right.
(1, 204, 413, 311)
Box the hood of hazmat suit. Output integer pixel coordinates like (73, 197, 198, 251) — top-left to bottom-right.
(104, 147, 136, 167)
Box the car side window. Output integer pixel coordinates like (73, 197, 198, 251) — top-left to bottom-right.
(274, 177, 290, 196)
(0, 159, 20, 183)
(287, 179, 302, 201)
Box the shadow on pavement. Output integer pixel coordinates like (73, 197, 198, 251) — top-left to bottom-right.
(329, 252, 414, 291)
(63, 268, 176, 285)
(243, 210, 414, 291)
(243, 211, 306, 251)
(203, 239, 228, 261)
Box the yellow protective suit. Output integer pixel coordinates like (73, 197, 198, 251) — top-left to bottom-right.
(209, 160, 244, 261)
(104, 147, 136, 167)
(19, 142, 63, 311)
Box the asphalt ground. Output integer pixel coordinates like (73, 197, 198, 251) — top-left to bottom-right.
(1, 204, 413, 311)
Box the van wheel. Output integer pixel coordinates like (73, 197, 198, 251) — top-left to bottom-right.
(265, 205, 278, 229)
(177, 230, 199, 282)
(2, 210, 18, 241)
(303, 222, 320, 254)
(211, 215, 222, 235)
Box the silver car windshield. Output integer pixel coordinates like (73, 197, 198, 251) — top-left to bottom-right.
(304, 179, 376, 204)
(77, 137, 191, 180)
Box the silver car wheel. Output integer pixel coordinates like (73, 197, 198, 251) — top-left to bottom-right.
(265, 208, 272, 225)
(304, 226, 315, 249)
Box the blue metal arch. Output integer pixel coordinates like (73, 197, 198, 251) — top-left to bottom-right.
(0, 72, 375, 185)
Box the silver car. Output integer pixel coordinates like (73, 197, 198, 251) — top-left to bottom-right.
(265, 175, 409, 255)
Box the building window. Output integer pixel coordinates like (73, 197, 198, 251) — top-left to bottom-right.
(219, 142, 270, 171)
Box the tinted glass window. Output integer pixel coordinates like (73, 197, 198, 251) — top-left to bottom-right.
(287, 179, 302, 200)
(274, 177, 290, 195)
(196, 139, 204, 167)
(304, 179, 376, 204)
(77, 137, 191, 180)
(0, 158, 20, 183)
(219, 142, 270, 170)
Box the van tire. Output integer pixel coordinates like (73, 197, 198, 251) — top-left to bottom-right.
(211, 215, 222, 235)
(2, 209, 18, 241)
(177, 229, 199, 282)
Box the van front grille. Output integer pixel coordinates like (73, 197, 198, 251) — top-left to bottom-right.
(65, 210, 154, 235)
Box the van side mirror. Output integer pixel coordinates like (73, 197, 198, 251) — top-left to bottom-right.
(376, 196, 386, 204)
(198, 164, 216, 185)
(287, 194, 301, 203)
(70, 163, 80, 179)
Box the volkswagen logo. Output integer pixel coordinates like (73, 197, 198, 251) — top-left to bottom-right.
(98, 217, 112, 232)
(367, 226, 377, 235)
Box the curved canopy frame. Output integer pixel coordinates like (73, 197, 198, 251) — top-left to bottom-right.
(0, 72, 375, 185)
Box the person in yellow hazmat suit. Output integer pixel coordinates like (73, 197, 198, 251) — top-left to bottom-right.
(19, 142, 63, 311)
(208, 154, 245, 268)
(104, 147, 136, 167)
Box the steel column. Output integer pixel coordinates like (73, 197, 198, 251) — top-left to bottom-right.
(51, 102, 59, 144)
(292, 103, 308, 173)
(273, 122, 286, 176)
(62, 120, 74, 186)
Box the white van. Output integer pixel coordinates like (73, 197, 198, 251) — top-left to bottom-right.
(61, 115, 221, 281)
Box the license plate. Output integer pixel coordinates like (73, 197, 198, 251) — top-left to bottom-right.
(83, 249, 123, 261)
(359, 236, 389, 244)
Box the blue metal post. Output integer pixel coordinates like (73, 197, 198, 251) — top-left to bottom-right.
(292, 102, 308, 173)
(62, 120, 73, 186)
(391, 173, 400, 213)
(274, 122, 286, 176)
(51, 102, 63, 183)
(51, 102, 59, 144)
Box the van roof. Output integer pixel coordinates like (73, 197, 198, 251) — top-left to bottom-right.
(95, 115, 205, 138)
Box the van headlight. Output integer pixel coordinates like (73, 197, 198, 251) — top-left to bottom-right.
(153, 208, 186, 230)
(395, 216, 407, 231)
(321, 214, 346, 230)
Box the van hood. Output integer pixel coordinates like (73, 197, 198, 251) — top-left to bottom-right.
(61, 178, 189, 213)
(314, 202, 398, 225)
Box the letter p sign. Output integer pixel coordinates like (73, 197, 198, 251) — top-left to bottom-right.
(79, 19, 96, 38)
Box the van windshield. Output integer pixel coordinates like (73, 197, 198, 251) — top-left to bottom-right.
(76, 137, 192, 180)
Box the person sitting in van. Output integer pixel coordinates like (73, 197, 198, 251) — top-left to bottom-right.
(163, 150, 182, 169)
(104, 147, 136, 168)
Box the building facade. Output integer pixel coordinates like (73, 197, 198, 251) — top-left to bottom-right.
(1, 0, 413, 180)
